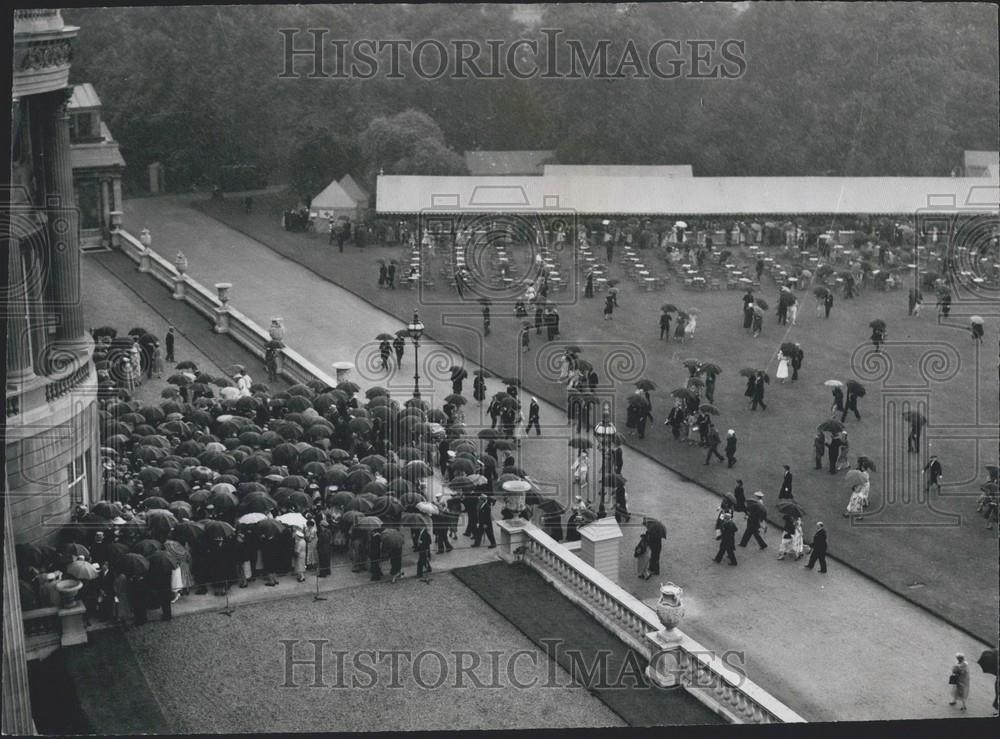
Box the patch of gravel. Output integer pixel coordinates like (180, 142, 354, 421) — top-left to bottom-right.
(123, 572, 625, 732)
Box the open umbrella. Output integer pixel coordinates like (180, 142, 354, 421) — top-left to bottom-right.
(404, 460, 433, 479)
(846, 380, 866, 397)
(845, 470, 868, 487)
(738, 367, 759, 378)
(977, 649, 998, 676)
(970, 315, 984, 326)
(627, 394, 651, 408)
(445, 394, 467, 406)
(869, 319, 887, 331)
(699, 403, 720, 415)
(775, 499, 806, 519)
(686, 377, 705, 389)
(568, 437, 592, 450)
(376, 333, 395, 341)
(780, 342, 798, 356)
(501, 377, 520, 387)
(277, 512, 308, 528)
(473, 369, 492, 378)
(817, 419, 845, 434)
(823, 379, 844, 388)
(635, 379, 657, 391)
(670, 388, 697, 401)
(116, 553, 149, 577)
(700, 363, 723, 375)
(813, 286, 830, 298)
(755, 298, 769, 310)
(450, 367, 468, 381)
(902, 410, 926, 426)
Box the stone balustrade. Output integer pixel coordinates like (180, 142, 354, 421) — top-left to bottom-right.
(115, 227, 341, 390)
(22, 602, 87, 662)
(511, 522, 804, 725)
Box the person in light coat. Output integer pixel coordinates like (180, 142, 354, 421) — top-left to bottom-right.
(949, 653, 970, 711)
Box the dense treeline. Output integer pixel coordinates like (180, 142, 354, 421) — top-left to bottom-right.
(63, 3, 998, 198)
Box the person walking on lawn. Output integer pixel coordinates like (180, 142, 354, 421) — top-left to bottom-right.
(827, 432, 844, 474)
(393, 334, 404, 366)
(779, 465, 793, 499)
(750, 373, 768, 411)
(923, 455, 943, 494)
(803, 521, 828, 573)
(659, 309, 672, 340)
(704, 426, 725, 464)
(814, 431, 827, 470)
(714, 512, 739, 565)
(526, 397, 541, 436)
(739, 492, 768, 550)
(725, 429, 738, 468)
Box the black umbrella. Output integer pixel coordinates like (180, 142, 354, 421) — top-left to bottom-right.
(660, 304, 678, 313)
(869, 319, 887, 331)
(977, 649, 998, 676)
(755, 298, 769, 310)
(856, 456, 877, 472)
(450, 367, 468, 381)
(116, 553, 149, 577)
(670, 388, 697, 401)
(700, 363, 723, 375)
(818, 419, 845, 434)
(568, 437, 592, 450)
(699, 403, 720, 415)
(846, 380, 866, 397)
(537, 498, 567, 515)
(635, 379, 657, 391)
(776, 499, 806, 519)
(902, 410, 926, 426)
(780, 342, 798, 356)
(644, 518, 666, 539)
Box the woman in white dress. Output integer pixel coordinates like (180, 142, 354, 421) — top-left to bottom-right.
(776, 351, 791, 383)
(846, 483, 866, 518)
(684, 315, 698, 341)
(791, 518, 805, 559)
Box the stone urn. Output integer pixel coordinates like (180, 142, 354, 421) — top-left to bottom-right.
(139, 228, 152, 251)
(655, 582, 685, 633)
(269, 317, 285, 344)
(55, 578, 83, 608)
(215, 282, 232, 305)
(174, 251, 188, 275)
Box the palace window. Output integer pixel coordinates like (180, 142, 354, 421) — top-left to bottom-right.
(66, 454, 89, 506)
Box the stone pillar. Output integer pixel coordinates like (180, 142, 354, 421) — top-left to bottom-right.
(100, 178, 111, 235)
(2, 492, 36, 735)
(5, 241, 36, 383)
(578, 516, 623, 582)
(497, 518, 529, 563)
(23, 243, 49, 374)
(41, 89, 84, 342)
(332, 361, 354, 384)
(213, 282, 231, 333)
(112, 177, 123, 213)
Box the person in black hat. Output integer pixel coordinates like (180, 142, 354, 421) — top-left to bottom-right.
(739, 492, 768, 549)
(471, 494, 496, 548)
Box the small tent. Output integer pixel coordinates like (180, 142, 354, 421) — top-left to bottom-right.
(338, 174, 369, 210)
(310, 179, 359, 225)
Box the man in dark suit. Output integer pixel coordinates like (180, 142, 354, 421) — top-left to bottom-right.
(750, 373, 767, 411)
(823, 292, 834, 318)
(613, 446, 624, 475)
(725, 430, 738, 468)
(659, 310, 671, 340)
(165, 327, 175, 362)
(827, 433, 843, 474)
(526, 398, 541, 435)
(714, 512, 738, 565)
(923, 455, 943, 493)
(790, 345, 803, 381)
(739, 492, 768, 549)
(471, 494, 497, 548)
(534, 304, 545, 335)
(704, 426, 724, 464)
(804, 521, 828, 573)
(841, 388, 861, 422)
(415, 526, 432, 580)
(393, 335, 404, 366)
(814, 432, 827, 469)
(368, 529, 383, 581)
(778, 465, 793, 499)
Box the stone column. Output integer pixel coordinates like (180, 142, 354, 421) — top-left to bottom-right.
(112, 177, 122, 213)
(578, 516, 623, 582)
(41, 89, 84, 342)
(2, 494, 36, 735)
(5, 240, 35, 383)
(100, 178, 111, 235)
(497, 519, 529, 563)
(23, 243, 49, 374)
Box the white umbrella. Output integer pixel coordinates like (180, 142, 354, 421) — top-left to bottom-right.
(971, 316, 984, 325)
(824, 380, 844, 388)
(674, 221, 688, 229)
(416, 501, 439, 516)
(502, 480, 532, 493)
(220, 387, 240, 400)
(205, 442, 226, 453)
(211, 482, 236, 495)
(277, 512, 308, 528)
(238, 512, 267, 526)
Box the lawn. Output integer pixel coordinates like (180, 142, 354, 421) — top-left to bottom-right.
(194, 191, 998, 641)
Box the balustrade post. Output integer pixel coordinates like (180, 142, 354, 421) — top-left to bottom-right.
(213, 282, 232, 334)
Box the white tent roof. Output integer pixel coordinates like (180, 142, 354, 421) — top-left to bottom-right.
(377, 174, 999, 215)
(339, 174, 369, 204)
(544, 164, 693, 178)
(311, 179, 357, 210)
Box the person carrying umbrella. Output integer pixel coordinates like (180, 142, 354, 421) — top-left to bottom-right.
(414, 521, 433, 581)
(739, 492, 768, 550)
(666, 400, 685, 440)
(750, 372, 768, 412)
(471, 494, 497, 549)
(970, 316, 985, 343)
(473, 372, 486, 403)
(603, 294, 614, 320)
(643, 517, 667, 576)
(841, 383, 863, 423)
(923, 455, 943, 494)
(379, 340, 392, 371)
(823, 291, 834, 319)
(724, 429, 738, 468)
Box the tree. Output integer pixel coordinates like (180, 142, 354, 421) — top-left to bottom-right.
(361, 110, 467, 187)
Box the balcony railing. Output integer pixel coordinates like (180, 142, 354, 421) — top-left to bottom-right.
(14, 9, 59, 20)
(45, 362, 91, 403)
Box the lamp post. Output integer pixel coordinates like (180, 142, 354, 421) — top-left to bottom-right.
(407, 310, 424, 398)
(593, 402, 617, 514)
